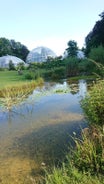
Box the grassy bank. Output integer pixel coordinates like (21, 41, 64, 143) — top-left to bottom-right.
(0, 70, 29, 89)
(0, 70, 96, 89)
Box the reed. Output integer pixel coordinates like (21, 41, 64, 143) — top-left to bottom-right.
(0, 78, 44, 110)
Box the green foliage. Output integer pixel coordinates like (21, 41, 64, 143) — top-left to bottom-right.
(85, 11, 104, 55)
(25, 73, 33, 80)
(51, 67, 65, 80)
(66, 40, 78, 57)
(0, 37, 12, 56)
(0, 37, 29, 61)
(78, 58, 96, 75)
(65, 57, 79, 77)
(82, 80, 104, 126)
(70, 127, 104, 175)
(45, 166, 104, 184)
(44, 126, 104, 184)
(8, 60, 15, 70)
(0, 67, 5, 71)
(16, 62, 25, 70)
(89, 46, 104, 65)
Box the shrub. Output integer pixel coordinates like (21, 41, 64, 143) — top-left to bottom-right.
(81, 80, 104, 127)
(25, 73, 33, 80)
(0, 67, 4, 71)
(8, 60, 15, 70)
(89, 46, 104, 65)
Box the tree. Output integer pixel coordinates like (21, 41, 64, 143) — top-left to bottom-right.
(8, 60, 15, 70)
(0, 37, 29, 61)
(85, 11, 104, 55)
(66, 57, 79, 77)
(0, 37, 13, 56)
(10, 39, 29, 61)
(66, 40, 78, 57)
(89, 45, 104, 64)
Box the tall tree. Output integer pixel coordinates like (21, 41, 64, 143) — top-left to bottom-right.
(66, 40, 78, 57)
(10, 39, 29, 61)
(0, 38, 13, 56)
(85, 11, 104, 55)
(0, 37, 29, 61)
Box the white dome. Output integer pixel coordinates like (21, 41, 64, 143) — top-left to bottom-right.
(26, 46, 56, 63)
(0, 55, 25, 68)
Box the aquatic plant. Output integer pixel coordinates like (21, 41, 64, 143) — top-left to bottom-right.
(0, 78, 44, 110)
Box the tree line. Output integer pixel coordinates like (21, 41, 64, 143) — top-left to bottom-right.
(0, 10, 104, 69)
(0, 38, 29, 61)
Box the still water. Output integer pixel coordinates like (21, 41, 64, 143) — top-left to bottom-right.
(0, 80, 88, 183)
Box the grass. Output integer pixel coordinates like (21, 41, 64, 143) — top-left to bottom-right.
(0, 77, 44, 110)
(81, 80, 104, 127)
(45, 165, 104, 184)
(0, 70, 29, 89)
(68, 75, 97, 82)
(44, 125, 104, 184)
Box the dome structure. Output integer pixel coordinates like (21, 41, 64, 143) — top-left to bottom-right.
(0, 55, 25, 68)
(26, 46, 56, 63)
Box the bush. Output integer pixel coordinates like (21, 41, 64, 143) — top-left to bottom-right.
(25, 73, 33, 80)
(8, 60, 15, 70)
(81, 80, 104, 127)
(0, 67, 5, 71)
(66, 57, 79, 77)
(89, 46, 104, 65)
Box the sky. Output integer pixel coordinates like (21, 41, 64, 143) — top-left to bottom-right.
(0, 0, 104, 56)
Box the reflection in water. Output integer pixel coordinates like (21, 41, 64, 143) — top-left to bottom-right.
(0, 80, 88, 183)
(78, 80, 87, 97)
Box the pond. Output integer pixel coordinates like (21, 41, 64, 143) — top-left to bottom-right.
(0, 79, 88, 183)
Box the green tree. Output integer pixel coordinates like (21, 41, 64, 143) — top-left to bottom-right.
(0, 37, 12, 56)
(10, 39, 29, 61)
(66, 40, 78, 57)
(89, 45, 104, 64)
(85, 11, 104, 55)
(0, 37, 29, 61)
(8, 60, 15, 70)
(66, 57, 79, 77)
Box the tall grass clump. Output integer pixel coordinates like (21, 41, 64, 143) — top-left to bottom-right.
(0, 77, 44, 110)
(70, 126, 104, 174)
(44, 126, 104, 184)
(45, 166, 104, 184)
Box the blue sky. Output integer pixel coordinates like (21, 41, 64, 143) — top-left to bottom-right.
(0, 0, 104, 55)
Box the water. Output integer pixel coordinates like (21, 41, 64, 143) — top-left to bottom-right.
(0, 79, 88, 183)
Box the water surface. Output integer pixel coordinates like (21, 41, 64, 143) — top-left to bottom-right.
(0, 79, 88, 183)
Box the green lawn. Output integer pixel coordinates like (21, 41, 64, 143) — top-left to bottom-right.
(0, 70, 28, 89)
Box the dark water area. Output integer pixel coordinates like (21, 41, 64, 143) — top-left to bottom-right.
(0, 79, 88, 183)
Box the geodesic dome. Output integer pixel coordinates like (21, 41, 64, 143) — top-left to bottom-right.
(0, 55, 25, 68)
(26, 46, 56, 63)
